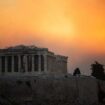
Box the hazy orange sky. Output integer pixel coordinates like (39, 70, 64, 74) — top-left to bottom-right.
(0, 0, 105, 74)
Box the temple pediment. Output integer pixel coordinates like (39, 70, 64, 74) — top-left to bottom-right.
(7, 45, 38, 50)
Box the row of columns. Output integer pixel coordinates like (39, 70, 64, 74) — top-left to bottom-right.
(0, 54, 47, 74)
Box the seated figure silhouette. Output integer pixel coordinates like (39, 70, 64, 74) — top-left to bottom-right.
(73, 68, 81, 76)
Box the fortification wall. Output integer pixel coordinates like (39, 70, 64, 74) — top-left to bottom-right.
(0, 75, 98, 105)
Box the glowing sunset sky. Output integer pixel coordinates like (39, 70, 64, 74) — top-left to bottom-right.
(0, 0, 105, 74)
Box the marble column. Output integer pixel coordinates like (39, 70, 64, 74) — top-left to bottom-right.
(24, 55, 28, 72)
(5, 56, 8, 73)
(18, 55, 21, 72)
(32, 55, 35, 72)
(44, 54, 47, 72)
(12, 56, 14, 72)
(0, 56, 1, 74)
(38, 54, 41, 72)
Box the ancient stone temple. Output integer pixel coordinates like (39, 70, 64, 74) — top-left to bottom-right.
(0, 45, 68, 76)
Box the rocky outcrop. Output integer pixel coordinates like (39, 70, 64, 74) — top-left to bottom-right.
(0, 74, 98, 105)
(97, 80, 105, 104)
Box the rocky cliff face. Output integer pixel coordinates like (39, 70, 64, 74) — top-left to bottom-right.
(97, 80, 105, 104)
(0, 74, 99, 105)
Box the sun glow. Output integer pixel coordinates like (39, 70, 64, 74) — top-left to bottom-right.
(1, 0, 105, 74)
(42, 20, 74, 36)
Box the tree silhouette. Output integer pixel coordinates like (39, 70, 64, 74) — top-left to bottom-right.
(91, 61, 105, 80)
(73, 68, 81, 76)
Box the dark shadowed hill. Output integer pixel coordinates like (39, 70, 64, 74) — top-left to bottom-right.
(0, 74, 101, 105)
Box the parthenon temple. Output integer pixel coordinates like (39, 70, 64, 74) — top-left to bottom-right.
(0, 45, 68, 76)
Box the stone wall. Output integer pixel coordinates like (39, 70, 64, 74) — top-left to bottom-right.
(55, 55, 67, 74)
(0, 75, 98, 105)
(47, 55, 56, 73)
(47, 55, 67, 74)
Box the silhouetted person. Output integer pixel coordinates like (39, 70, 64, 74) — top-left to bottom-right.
(91, 61, 105, 80)
(73, 68, 81, 76)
